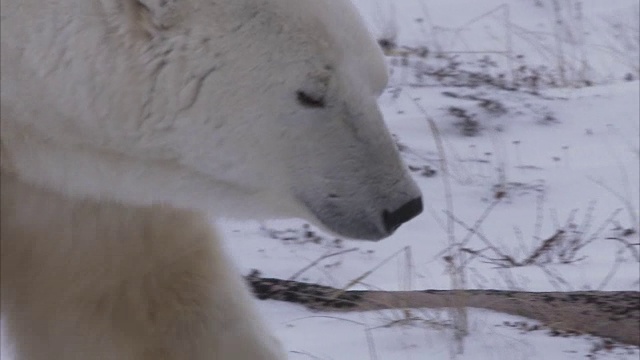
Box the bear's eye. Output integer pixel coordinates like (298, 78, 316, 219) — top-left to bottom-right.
(296, 90, 326, 108)
(297, 68, 331, 109)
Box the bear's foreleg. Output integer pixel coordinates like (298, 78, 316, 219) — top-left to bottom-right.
(1, 174, 286, 360)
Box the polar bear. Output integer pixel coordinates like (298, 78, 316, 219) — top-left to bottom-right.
(0, 0, 423, 359)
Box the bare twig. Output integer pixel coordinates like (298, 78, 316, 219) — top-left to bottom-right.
(409, 97, 468, 352)
(588, 176, 639, 233)
(433, 198, 502, 261)
(446, 211, 518, 267)
(597, 246, 627, 290)
(339, 246, 411, 292)
(605, 237, 640, 262)
(288, 248, 359, 281)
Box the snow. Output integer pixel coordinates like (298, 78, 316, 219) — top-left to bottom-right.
(258, 300, 637, 360)
(220, 79, 639, 360)
(356, 0, 639, 86)
(233, 1, 639, 358)
(2, 0, 638, 359)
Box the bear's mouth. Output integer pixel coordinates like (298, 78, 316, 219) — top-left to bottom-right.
(295, 190, 423, 241)
(296, 196, 389, 241)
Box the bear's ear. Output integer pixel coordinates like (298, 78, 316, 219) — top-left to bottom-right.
(100, 0, 182, 38)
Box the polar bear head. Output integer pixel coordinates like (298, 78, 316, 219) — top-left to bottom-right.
(0, 0, 422, 240)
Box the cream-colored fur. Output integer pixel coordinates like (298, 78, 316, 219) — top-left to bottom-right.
(1, 172, 286, 359)
(1, 0, 422, 358)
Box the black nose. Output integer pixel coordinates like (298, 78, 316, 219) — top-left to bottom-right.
(382, 197, 423, 233)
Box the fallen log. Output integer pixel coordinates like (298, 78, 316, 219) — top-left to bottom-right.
(245, 272, 640, 346)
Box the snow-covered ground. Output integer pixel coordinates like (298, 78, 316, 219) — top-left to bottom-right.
(2, 1, 638, 359)
(225, 1, 639, 359)
(223, 77, 640, 360)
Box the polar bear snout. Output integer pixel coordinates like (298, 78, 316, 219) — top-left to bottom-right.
(298, 176, 423, 241)
(382, 197, 423, 233)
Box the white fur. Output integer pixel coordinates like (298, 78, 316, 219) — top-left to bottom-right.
(1, 0, 422, 358)
(1, 173, 287, 359)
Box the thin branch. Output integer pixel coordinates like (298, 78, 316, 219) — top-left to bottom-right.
(288, 248, 359, 281)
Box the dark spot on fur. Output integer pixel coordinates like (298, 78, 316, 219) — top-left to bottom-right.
(296, 91, 325, 108)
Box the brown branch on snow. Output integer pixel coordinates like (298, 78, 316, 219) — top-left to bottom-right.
(245, 272, 640, 346)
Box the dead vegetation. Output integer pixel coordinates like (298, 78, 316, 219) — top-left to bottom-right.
(246, 272, 640, 346)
